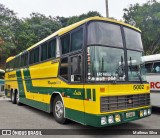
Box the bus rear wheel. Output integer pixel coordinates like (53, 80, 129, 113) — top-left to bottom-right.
(16, 91, 21, 105)
(53, 96, 67, 124)
(11, 92, 16, 104)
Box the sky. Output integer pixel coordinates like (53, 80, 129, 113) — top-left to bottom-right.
(0, 0, 159, 20)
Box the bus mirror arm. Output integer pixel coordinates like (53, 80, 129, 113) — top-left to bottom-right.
(137, 72, 143, 84)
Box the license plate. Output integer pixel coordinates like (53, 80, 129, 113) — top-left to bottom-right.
(126, 112, 135, 118)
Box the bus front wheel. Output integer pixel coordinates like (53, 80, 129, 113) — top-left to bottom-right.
(53, 96, 67, 124)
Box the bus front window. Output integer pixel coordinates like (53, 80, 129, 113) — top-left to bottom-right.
(87, 46, 125, 81)
(127, 51, 146, 81)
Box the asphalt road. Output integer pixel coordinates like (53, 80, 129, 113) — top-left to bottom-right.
(0, 96, 160, 137)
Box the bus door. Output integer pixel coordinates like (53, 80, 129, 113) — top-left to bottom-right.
(61, 54, 85, 122)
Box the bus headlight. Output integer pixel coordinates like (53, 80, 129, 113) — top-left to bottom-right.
(140, 110, 143, 117)
(115, 114, 121, 122)
(148, 109, 151, 115)
(108, 115, 114, 124)
(144, 110, 147, 116)
(101, 117, 107, 125)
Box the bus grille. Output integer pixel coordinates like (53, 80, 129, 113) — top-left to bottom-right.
(100, 94, 150, 112)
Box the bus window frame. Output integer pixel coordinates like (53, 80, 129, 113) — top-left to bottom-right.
(20, 51, 29, 68)
(152, 61, 160, 73)
(40, 41, 48, 62)
(85, 20, 144, 84)
(144, 61, 154, 74)
(29, 46, 40, 66)
(58, 25, 85, 84)
(70, 54, 83, 83)
(38, 37, 58, 64)
(144, 60, 160, 75)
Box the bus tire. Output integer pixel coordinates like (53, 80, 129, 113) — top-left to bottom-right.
(53, 95, 67, 124)
(16, 91, 21, 105)
(11, 92, 16, 104)
(10, 90, 13, 102)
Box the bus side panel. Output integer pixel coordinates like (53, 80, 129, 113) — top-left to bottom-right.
(5, 71, 18, 97)
(146, 74, 160, 107)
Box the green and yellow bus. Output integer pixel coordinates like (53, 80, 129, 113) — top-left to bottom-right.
(5, 16, 151, 127)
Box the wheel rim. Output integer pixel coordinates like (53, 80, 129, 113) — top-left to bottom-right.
(16, 93, 19, 103)
(55, 101, 64, 118)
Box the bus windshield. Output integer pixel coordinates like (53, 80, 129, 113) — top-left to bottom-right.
(87, 21, 145, 82)
(87, 21, 123, 47)
(87, 46, 125, 81)
(124, 27, 143, 51)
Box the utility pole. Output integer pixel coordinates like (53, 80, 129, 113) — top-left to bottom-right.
(105, 0, 109, 18)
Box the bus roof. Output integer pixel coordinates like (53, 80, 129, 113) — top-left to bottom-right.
(6, 56, 15, 63)
(6, 16, 141, 62)
(142, 54, 160, 62)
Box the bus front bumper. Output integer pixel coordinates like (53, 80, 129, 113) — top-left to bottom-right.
(84, 107, 151, 127)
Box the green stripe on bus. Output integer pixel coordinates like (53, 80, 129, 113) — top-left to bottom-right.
(86, 89, 91, 99)
(93, 89, 96, 101)
(16, 70, 25, 98)
(23, 68, 84, 100)
(20, 98, 50, 112)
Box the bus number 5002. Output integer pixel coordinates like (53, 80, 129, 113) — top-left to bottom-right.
(133, 85, 144, 90)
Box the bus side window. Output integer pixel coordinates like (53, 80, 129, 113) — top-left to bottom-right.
(24, 52, 28, 67)
(59, 57, 68, 81)
(61, 34, 70, 55)
(71, 28, 83, 52)
(21, 52, 28, 67)
(153, 62, 160, 73)
(41, 42, 48, 61)
(145, 62, 153, 73)
(48, 39, 56, 59)
(71, 56, 82, 82)
(29, 47, 40, 64)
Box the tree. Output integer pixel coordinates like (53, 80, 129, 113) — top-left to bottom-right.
(0, 4, 19, 68)
(0, 3, 101, 69)
(123, 0, 160, 55)
(57, 11, 101, 27)
(15, 13, 62, 53)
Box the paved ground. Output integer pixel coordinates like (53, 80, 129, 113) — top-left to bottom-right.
(0, 96, 160, 137)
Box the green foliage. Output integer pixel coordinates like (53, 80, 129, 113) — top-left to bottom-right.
(123, 0, 160, 55)
(15, 13, 62, 53)
(0, 4, 101, 69)
(0, 4, 19, 67)
(57, 11, 101, 27)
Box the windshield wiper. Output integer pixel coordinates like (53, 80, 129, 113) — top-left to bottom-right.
(114, 56, 125, 83)
(137, 72, 143, 84)
(129, 57, 132, 74)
